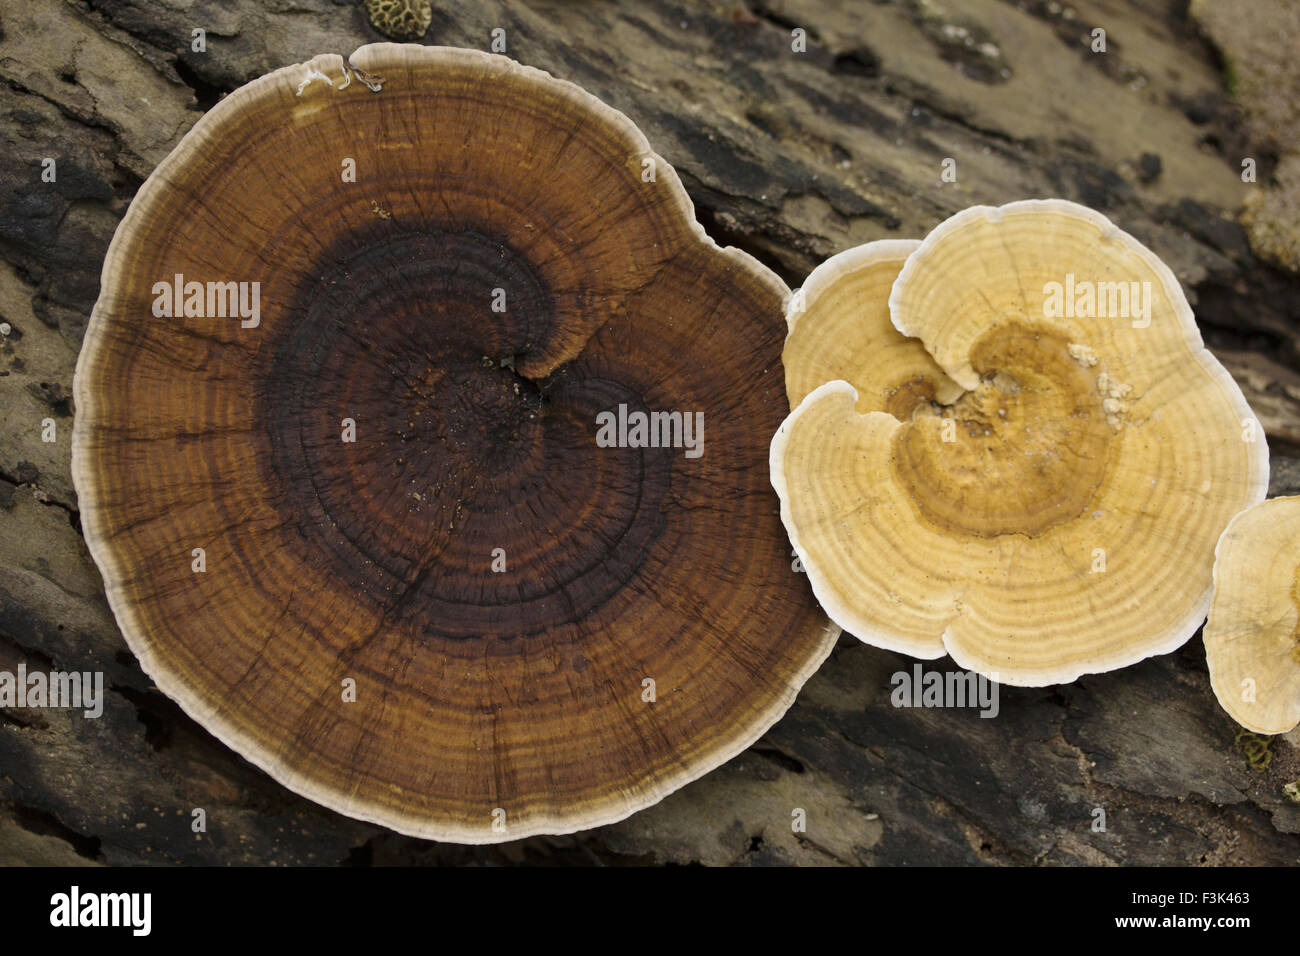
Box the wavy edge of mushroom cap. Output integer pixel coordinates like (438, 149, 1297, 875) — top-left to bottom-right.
(772, 198, 1269, 686)
(785, 238, 923, 336)
(771, 380, 938, 659)
(781, 238, 964, 417)
(1205, 495, 1300, 734)
(72, 42, 839, 843)
(775, 239, 957, 660)
(889, 199, 1233, 391)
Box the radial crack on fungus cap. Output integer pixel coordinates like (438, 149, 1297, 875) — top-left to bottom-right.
(771, 199, 1269, 687)
(72, 44, 838, 843)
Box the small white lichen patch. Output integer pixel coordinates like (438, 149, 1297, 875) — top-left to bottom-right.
(1067, 343, 1098, 367)
(1096, 371, 1133, 429)
(296, 66, 334, 97)
(296, 60, 384, 98)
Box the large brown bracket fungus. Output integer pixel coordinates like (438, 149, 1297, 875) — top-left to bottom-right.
(1205, 496, 1300, 734)
(72, 44, 837, 842)
(772, 201, 1268, 686)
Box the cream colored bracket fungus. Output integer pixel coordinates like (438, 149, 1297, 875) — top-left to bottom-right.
(1205, 496, 1300, 734)
(772, 200, 1269, 686)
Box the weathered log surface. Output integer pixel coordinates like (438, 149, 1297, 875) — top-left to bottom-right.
(2, 0, 1300, 865)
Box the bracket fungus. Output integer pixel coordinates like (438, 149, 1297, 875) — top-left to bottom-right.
(771, 200, 1268, 686)
(1205, 496, 1300, 734)
(72, 44, 837, 842)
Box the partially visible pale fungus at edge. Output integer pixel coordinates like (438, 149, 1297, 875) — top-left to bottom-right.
(771, 199, 1269, 687)
(72, 45, 838, 843)
(1206, 496, 1300, 734)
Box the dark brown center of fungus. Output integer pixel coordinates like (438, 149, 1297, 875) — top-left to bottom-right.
(264, 224, 669, 640)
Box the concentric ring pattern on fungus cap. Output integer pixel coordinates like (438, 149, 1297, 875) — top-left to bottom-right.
(781, 239, 962, 416)
(1205, 495, 1300, 735)
(771, 199, 1268, 687)
(72, 44, 839, 843)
